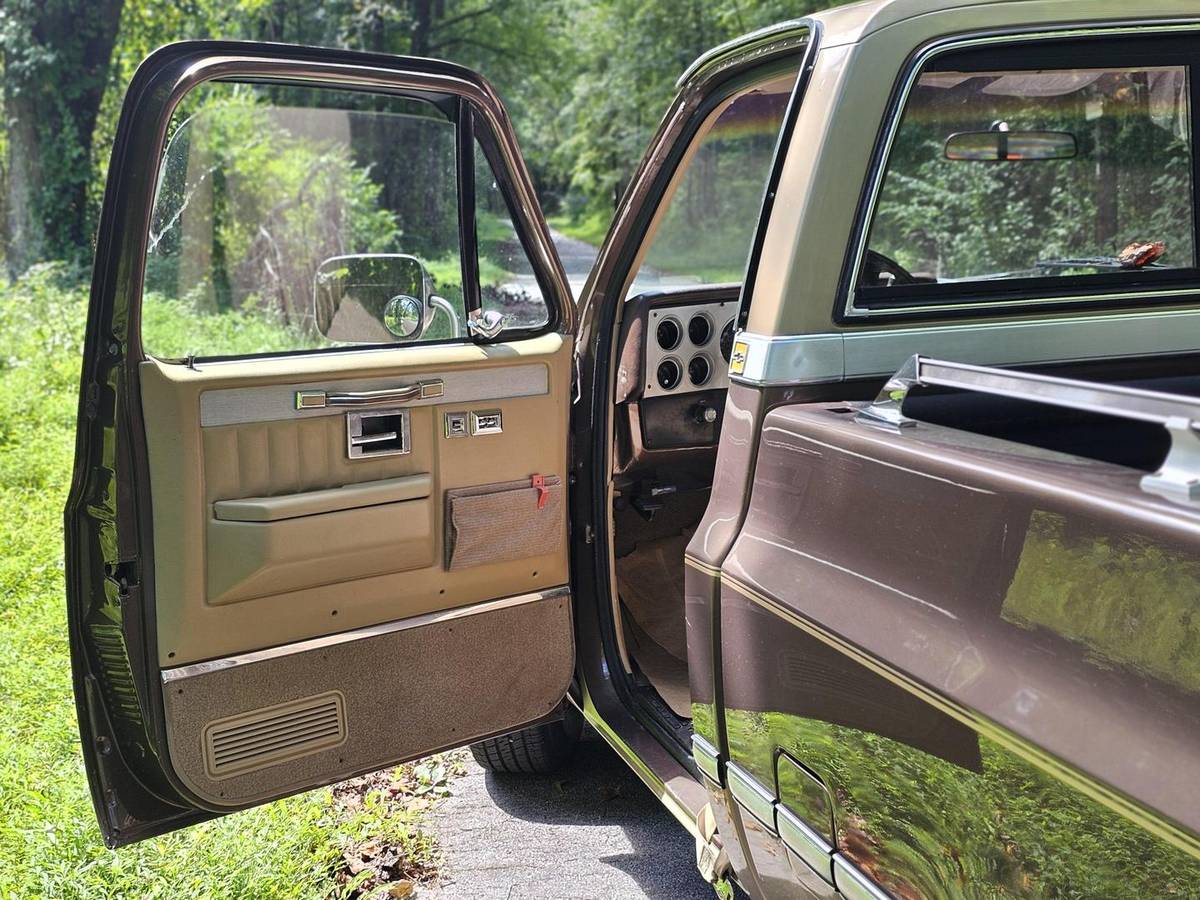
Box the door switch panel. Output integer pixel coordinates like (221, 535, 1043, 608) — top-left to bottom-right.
(347, 408, 410, 458)
(444, 411, 469, 438)
(470, 409, 503, 435)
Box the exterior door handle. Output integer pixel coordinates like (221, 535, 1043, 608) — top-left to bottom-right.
(295, 379, 444, 409)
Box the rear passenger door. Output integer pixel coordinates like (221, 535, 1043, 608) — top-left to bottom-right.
(696, 23, 1200, 900)
(67, 42, 575, 847)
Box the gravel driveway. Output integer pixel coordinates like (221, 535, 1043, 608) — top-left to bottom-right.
(423, 738, 717, 899)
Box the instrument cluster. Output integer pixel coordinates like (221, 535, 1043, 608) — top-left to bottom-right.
(643, 300, 736, 398)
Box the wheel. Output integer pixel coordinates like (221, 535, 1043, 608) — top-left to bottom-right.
(469, 704, 583, 774)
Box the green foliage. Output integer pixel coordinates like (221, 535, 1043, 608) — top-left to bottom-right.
(1002, 511, 1200, 695)
(0, 264, 442, 897)
(144, 87, 407, 351)
(551, 0, 851, 227)
(871, 72, 1195, 280)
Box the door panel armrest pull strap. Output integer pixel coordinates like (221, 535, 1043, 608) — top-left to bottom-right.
(213, 474, 432, 522)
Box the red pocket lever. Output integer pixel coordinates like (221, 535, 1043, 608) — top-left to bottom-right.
(532, 474, 549, 510)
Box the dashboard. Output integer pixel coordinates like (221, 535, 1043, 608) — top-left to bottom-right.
(614, 287, 739, 476)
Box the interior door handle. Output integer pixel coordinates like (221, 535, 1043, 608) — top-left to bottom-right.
(295, 379, 444, 409)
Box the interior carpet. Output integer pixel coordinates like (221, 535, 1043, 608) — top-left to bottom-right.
(621, 610, 692, 719)
(616, 531, 691, 719)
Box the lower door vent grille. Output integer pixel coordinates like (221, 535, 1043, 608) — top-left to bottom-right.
(203, 691, 346, 779)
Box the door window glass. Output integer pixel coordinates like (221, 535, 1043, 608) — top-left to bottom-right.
(475, 141, 548, 329)
(628, 71, 798, 295)
(859, 65, 1195, 298)
(142, 82, 549, 359)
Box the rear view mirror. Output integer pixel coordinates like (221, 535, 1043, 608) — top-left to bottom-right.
(945, 130, 1077, 161)
(314, 254, 460, 343)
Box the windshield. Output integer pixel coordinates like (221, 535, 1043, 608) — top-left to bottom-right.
(862, 66, 1195, 288)
(627, 70, 798, 296)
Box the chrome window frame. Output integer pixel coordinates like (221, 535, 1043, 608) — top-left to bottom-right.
(841, 19, 1200, 321)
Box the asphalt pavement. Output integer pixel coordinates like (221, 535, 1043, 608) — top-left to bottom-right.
(423, 738, 717, 899)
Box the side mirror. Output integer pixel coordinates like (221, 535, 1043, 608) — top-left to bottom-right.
(313, 254, 460, 343)
(945, 130, 1077, 162)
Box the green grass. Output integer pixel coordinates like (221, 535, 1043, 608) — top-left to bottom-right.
(0, 264, 447, 899)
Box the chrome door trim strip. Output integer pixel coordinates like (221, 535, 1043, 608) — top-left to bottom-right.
(162, 586, 571, 682)
(726, 760, 777, 835)
(840, 19, 1200, 320)
(729, 308, 1200, 387)
(834, 853, 893, 900)
(777, 804, 835, 886)
(692, 734, 722, 784)
(199, 362, 549, 426)
(676, 19, 811, 90)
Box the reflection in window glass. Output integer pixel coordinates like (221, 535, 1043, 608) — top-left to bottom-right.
(862, 66, 1195, 290)
(628, 72, 797, 295)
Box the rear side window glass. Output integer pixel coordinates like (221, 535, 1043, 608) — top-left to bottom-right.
(858, 63, 1196, 303)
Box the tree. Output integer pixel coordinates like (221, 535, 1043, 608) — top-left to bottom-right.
(1, 0, 124, 274)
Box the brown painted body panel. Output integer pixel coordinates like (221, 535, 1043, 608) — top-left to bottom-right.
(718, 400, 1200, 896)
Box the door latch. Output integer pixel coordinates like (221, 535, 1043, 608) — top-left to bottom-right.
(346, 408, 410, 459)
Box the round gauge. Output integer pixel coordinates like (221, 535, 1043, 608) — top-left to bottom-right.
(719, 319, 736, 363)
(688, 313, 712, 346)
(688, 354, 712, 387)
(656, 358, 683, 391)
(656, 317, 682, 351)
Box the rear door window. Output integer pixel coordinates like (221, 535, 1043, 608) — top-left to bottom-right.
(855, 44, 1198, 313)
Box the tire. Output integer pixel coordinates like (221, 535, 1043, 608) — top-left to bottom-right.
(469, 704, 583, 774)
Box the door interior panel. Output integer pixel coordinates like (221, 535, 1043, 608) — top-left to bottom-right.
(142, 334, 574, 807)
(142, 333, 572, 666)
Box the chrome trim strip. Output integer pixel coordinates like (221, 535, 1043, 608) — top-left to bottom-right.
(777, 804, 835, 886)
(730, 330, 843, 384)
(199, 362, 548, 426)
(726, 761, 777, 835)
(842, 20, 1200, 320)
(162, 586, 571, 682)
(729, 308, 1200, 387)
(692, 734, 722, 784)
(676, 19, 811, 89)
(834, 853, 893, 900)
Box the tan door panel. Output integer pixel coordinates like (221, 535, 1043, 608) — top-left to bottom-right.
(142, 333, 572, 666)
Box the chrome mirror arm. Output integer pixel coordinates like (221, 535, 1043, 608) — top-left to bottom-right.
(428, 294, 461, 339)
(466, 308, 507, 340)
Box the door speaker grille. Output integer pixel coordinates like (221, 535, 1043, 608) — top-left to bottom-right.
(203, 691, 346, 779)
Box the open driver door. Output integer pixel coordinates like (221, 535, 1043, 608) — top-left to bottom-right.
(65, 42, 576, 846)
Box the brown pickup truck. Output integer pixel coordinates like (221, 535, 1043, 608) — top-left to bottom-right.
(65, 1, 1200, 897)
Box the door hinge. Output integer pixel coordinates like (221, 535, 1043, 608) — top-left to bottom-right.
(584, 524, 595, 544)
(83, 382, 101, 419)
(695, 802, 730, 884)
